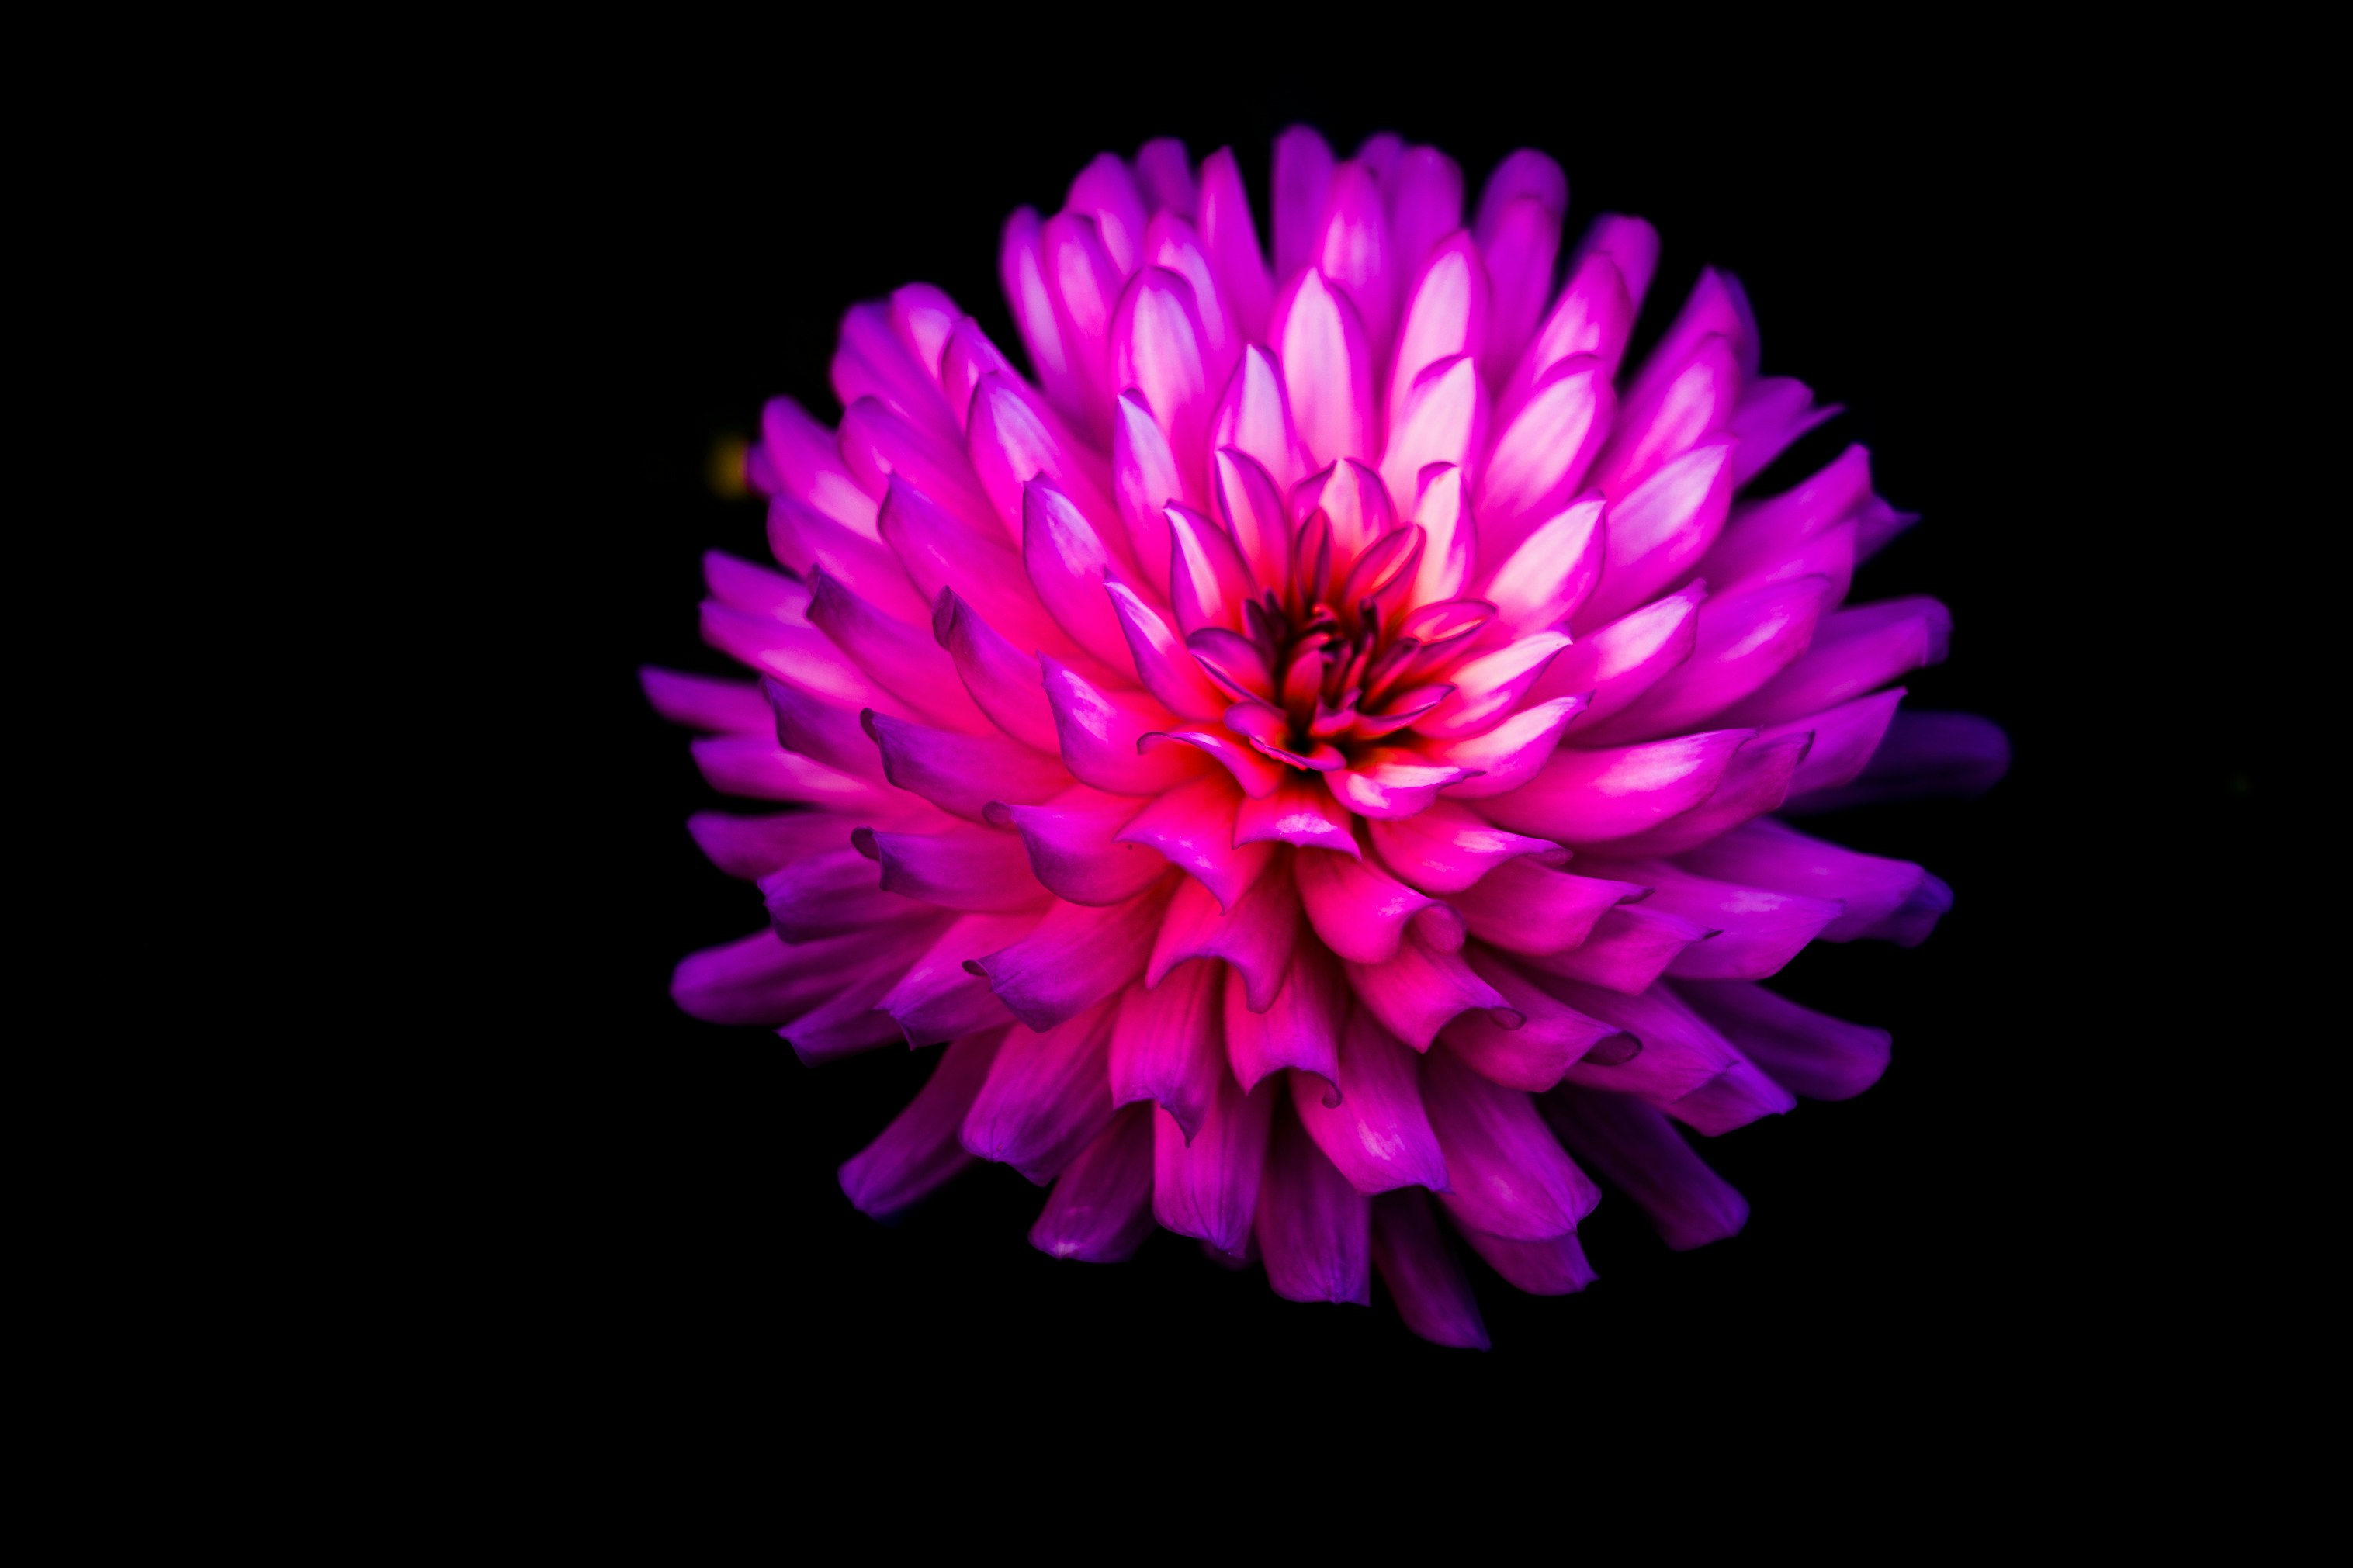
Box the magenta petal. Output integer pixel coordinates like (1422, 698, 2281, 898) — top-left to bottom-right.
(1295, 847, 1442, 965)
(1111, 393, 1185, 597)
(1671, 979, 1892, 1100)
(690, 734, 901, 814)
(1112, 772, 1266, 907)
(1446, 856, 1648, 956)
(687, 810, 859, 881)
(1766, 687, 1907, 801)
(1135, 138, 1197, 219)
(1660, 1053, 1797, 1137)
(1590, 334, 1739, 502)
(876, 910, 1038, 1044)
(1315, 160, 1397, 364)
(1152, 1070, 1275, 1255)
(1165, 501, 1254, 635)
(1513, 902, 1713, 995)
(1066, 151, 1148, 275)
(932, 590, 1060, 753)
(837, 396, 997, 535)
(1197, 147, 1274, 346)
(1616, 268, 1755, 441)
(883, 479, 1069, 661)
(700, 597, 882, 716)
(1235, 774, 1360, 856)
(1294, 1008, 1450, 1194)
(1256, 1093, 1374, 1306)
(1531, 582, 1703, 725)
(1104, 577, 1226, 720)
(962, 996, 1121, 1182)
(1141, 726, 1291, 798)
(642, 666, 771, 734)
(1146, 862, 1300, 1012)
(1018, 481, 1135, 668)
(1225, 945, 1344, 1094)
(1539, 1087, 1750, 1251)
(1111, 959, 1227, 1141)
(1478, 729, 1750, 845)
(1480, 495, 1605, 635)
(1497, 239, 1638, 427)
(1441, 945, 1627, 1092)
(1271, 270, 1375, 470)
(1370, 1188, 1488, 1349)
(761, 848, 897, 940)
(1030, 1101, 1159, 1262)
(1418, 632, 1569, 739)
(1717, 597, 1953, 730)
(1453, 1225, 1598, 1296)
(1035, 656, 1202, 796)
(1213, 446, 1291, 594)
(1526, 975, 1738, 1103)
(1574, 440, 1738, 633)
(966, 372, 1119, 548)
(1272, 125, 1336, 284)
(940, 317, 1017, 433)
(1478, 195, 1565, 389)
(807, 572, 994, 733)
(756, 673, 900, 784)
(861, 708, 1070, 822)
(866, 822, 1050, 912)
(1426, 696, 1586, 800)
(1577, 575, 1835, 745)
(1728, 376, 1842, 484)
(760, 395, 879, 538)
(1572, 856, 1839, 981)
(781, 922, 958, 1065)
(704, 547, 809, 621)
(1784, 705, 2009, 814)
(1212, 344, 1313, 492)
(672, 926, 891, 1027)
(1673, 816, 1930, 940)
(1366, 801, 1561, 894)
(1379, 358, 1487, 545)
(1038, 210, 1122, 436)
(1475, 357, 1612, 555)
(839, 1027, 1007, 1220)
(1112, 266, 1214, 483)
(1386, 146, 1464, 284)
(1423, 1040, 1597, 1241)
(1403, 462, 1474, 609)
(1388, 234, 1487, 435)
(771, 495, 930, 624)
(990, 785, 1163, 907)
(964, 881, 1175, 1033)
(1345, 925, 1514, 1052)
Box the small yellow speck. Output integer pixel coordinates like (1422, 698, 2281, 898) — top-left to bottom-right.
(709, 433, 750, 500)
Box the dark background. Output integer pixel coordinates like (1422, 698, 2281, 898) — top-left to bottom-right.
(483, 57, 2284, 1442)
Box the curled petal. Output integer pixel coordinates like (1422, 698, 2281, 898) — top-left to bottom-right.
(1475, 358, 1613, 557)
(1113, 772, 1268, 908)
(1213, 446, 1291, 592)
(1235, 774, 1360, 856)
(1371, 1188, 1488, 1349)
(1427, 696, 1586, 800)
(1257, 1094, 1374, 1306)
(989, 785, 1164, 907)
(1477, 729, 1750, 844)
(1152, 1068, 1276, 1255)
(1271, 269, 1374, 469)
(865, 822, 1051, 912)
(1387, 146, 1464, 284)
(1574, 439, 1738, 633)
(761, 848, 901, 940)
(1293, 459, 1396, 569)
(833, 299, 961, 445)
(1514, 902, 1714, 995)
(1572, 856, 1840, 981)
(1440, 946, 1627, 1092)
(1784, 704, 2008, 815)
(1527, 974, 1738, 1102)
(933, 590, 1059, 753)
(1166, 502, 1255, 635)
(763, 672, 888, 783)
(940, 317, 1017, 432)
(1423, 1040, 1598, 1241)
(967, 372, 1118, 549)
(761, 395, 879, 539)
(1295, 848, 1447, 965)
(863, 708, 1070, 822)
(768, 496, 927, 623)
(778, 920, 960, 1065)
(1327, 749, 1478, 819)
(1600, 729, 1811, 857)
(808, 572, 993, 733)
(1212, 344, 1312, 492)
(1446, 856, 1648, 956)
(1295, 1008, 1450, 1194)
(1717, 597, 1953, 730)
(701, 597, 882, 715)
(1226, 944, 1344, 1094)
(877, 910, 1040, 1044)
(1345, 925, 1516, 1052)
(1145, 213, 1239, 393)
(1416, 632, 1569, 739)
(837, 396, 996, 535)
(691, 735, 906, 815)
(1676, 817, 1941, 943)
(1365, 801, 1561, 894)
(885, 479, 1069, 660)
(1041, 656, 1209, 796)
(1146, 861, 1300, 1011)
(1660, 1052, 1797, 1137)
(962, 997, 1120, 1182)
(1671, 979, 1892, 1100)
(1577, 575, 1835, 745)
(1540, 1087, 1749, 1251)
(1479, 496, 1605, 635)
(964, 880, 1176, 1033)
(1104, 577, 1227, 720)
(1111, 959, 1228, 1141)
(1452, 1225, 1598, 1296)
(1768, 687, 1908, 801)
(1023, 481, 1137, 666)
(839, 1028, 1007, 1220)
(1030, 1101, 1159, 1262)
(1472, 149, 1568, 381)
(687, 810, 862, 881)
(1530, 582, 1703, 722)
(1728, 376, 1842, 484)
(1140, 726, 1291, 798)
(1001, 210, 1079, 414)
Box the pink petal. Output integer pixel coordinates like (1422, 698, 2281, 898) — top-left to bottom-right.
(1575, 213, 1660, 317)
(1146, 862, 1300, 1012)
(1617, 268, 1755, 442)
(1386, 147, 1464, 285)
(1291, 458, 1397, 570)
(837, 396, 996, 535)
(1135, 137, 1197, 220)
(1475, 357, 1613, 556)
(1295, 1009, 1450, 1194)
(782, 933, 957, 1065)
(1345, 925, 1516, 1051)
(1403, 462, 1474, 608)
(1235, 773, 1359, 856)
(1478, 199, 1565, 390)
(862, 708, 1070, 822)
(1104, 576, 1225, 720)
(1213, 446, 1291, 593)
(1041, 655, 1209, 795)
(1576, 575, 1835, 745)
(1112, 392, 1186, 597)
(764, 672, 889, 783)
(1710, 442, 1874, 580)
(1513, 903, 1714, 994)
(1450, 1225, 1597, 1296)
(1365, 801, 1561, 894)
(1716, 597, 1952, 729)
(1476, 728, 1751, 844)
(882, 479, 1070, 661)
(864, 822, 1050, 913)
(1530, 583, 1704, 724)
(759, 848, 897, 940)
(1591, 331, 1741, 504)
(1257, 1094, 1374, 1305)
(884, 280, 964, 393)
(1388, 234, 1487, 435)
(703, 547, 809, 621)
(1197, 147, 1273, 345)
(1271, 125, 1336, 283)
(1496, 241, 1639, 430)
(761, 396, 878, 538)
(806, 571, 993, 733)
(1378, 355, 1486, 523)
(1225, 944, 1345, 1094)
(1599, 729, 1811, 857)
(1539, 1087, 1748, 1250)
(1670, 979, 1891, 1100)
(1029, 1101, 1159, 1262)
(962, 996, 1121, 1182)
(1440, 946, 1627, 1092)
(1040, 210, 1122, 437)
(1165, 501, 1254, 635)
(642, 666, 769, 734)
(701, 597, 883, 715)
(932, 590, 1060, 753)
(1112, 266, 1213, 485)
(1446, 856, 1648, 956)
(1212, 344, 1312, 491)
(1479, 496, 1605, 635)
(770, 495, 930, 624)
(1145, 212, 1241, 396)
(1527, 975, 1739, 1102)
(839, 1027, 1006, 1219)
(1022, 481, 1137, 667)
(1422, 1038, 1596, 1241)
(967, 372, 1119, 549)
(1152, 1070, 1275, 1255)
(690, 734, 900, 813)
(833, 301, 961, 446)
(1370, 1188, 1488, 1349)
(1661, 1052, 1797, 1137)
(1114, 772, 1271, 909)
(876, 911, 1039, 1044)
(1140, 725, 1291, 798)
(987, 784, 1164, 907)
(1728, 376, 1842, 484)
(1416, 632, 1570, 739)
(1327, 748, 1478, 819)
(1574, 856, 1840, 981)
(1573, 440, 1738, 633)
(1295, 847, 1443, 965)
(687, 810, 861, 881)
(940, 317, 1017, 433)
(1315, 160, 1396, 364)
(671, 925, 898, 1027)
(1066, 151, 1148, 275)
(965, 882, 1175, 1033)
(1675, 817, 1932, 942)
(1271, 270, 1375, 469)
(1770, 687, 1906, 798)
(1784, 702, 2005, 815)
(1111, 959, 1227, 1141)
(1426, 695, 1586, 799)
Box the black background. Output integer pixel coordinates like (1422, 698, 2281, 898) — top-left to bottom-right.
(483, 54, 2283, 1446)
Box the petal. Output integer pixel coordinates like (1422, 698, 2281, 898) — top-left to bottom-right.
(1235, 772, 1359, 855)
(1728, 376, 1842, 484)
(1292, 457, 1395, 568)
(962, 997, 1121, 1182)
(865, 822, 1052, 912)
(967, 372, 1119, 549)
(883, 479, 1069, 661)
(940, 317, 1017, 433)
(1705, 442, 1875, 587)
(1523, 974, 1739, 1102)
(1660, 1052, 1797, 1137)
(1539, 1087, 1748, 1250)
(769, 494, 930, 623)
(965, 881, 1176, 1033)
(1670, 979, 1892, 1100)
(1575, 575, 1835, 745)
(988, 784, 1165, 907)
(1271, 270, 1375, 469)
(1475, 357, 1613, 557)
(1476, 729, 1751, 844)
(760, 847, 899, 940)
(1135, 139, 1199, 220)
(1527, 583, 1704, 725)
(642, 666, 770, 734)
(703, 547, 809, 622)
(1370, 1188, 1489, 1349)
(690, 734, 905, 814)
(1326, 748, 1479, 819)
(833, 301, 961, 446)
(1512, 903, 1714, 995)
(1574, 213, 1661, 319)
(1404, 462, 1475, 609)
(782, 941, 952, 1065)
(1716, 597, 1953, 729)
(1023, 480, 1138, 666)
(1452, 1225, 1598, 1296)
(701, 597, 884, 715)
(1142, 725, 1291, 798)
(1617, 268, 1755, 435)
(1166, 501, 1255, 635)
(1002, 212, 1083, 418)
(1040, 210, 1122, 436)
(1416, 632, 1570, 739)
(862, 708, 1072, 822)
(1590, 334, 1740, 501)
(1423, 1039, 1597, 1241)
(1495, 238, 1640, 430)
(1029, 1101, 1159, 1262)
(1257, 1093, 1374, 1305)
(1388, 234, 1487, 436)
(837, 396, 996, 535)
(1345, 925, 1516, 1052)
(807, 571, 993, 733)
(1478, 496, 1605, 635)
(1365, 801, 1561, 894)
(1112, 392, 1186, 597)
(1572, 440, 1738, 633)
(1114, 772, 1269, 909)
(1472, 149, 1568, 381)
(1295, 1008, 1450, 1194)
(1426, 696, 1587, 800)
(1295, 847, 1447, 965)
(1315, 160, 1396, 361)
(1065, 151, 1148, 275)
(1197, 146, 1273, 344)
(760, 395, 878, 539)
(1041, 656, 1210, 795)
(1145, 860, 1300, 1011)
(1104, 576, 1226, 721)
(1378, 355, 1486, 521)
(839, 1027, 1007, 1220)
(686, 809, 861, 881)
(671, 926, 893, 1027)
(1783, 704, 2008, 814)
(1271, 124, 1336, 283)
(1152, 1071, 1276, 1255)
(764, 672, 889, 783)
(1225, 944, 1345, 1095)
(1445, 856, 1648, 955)
(932, 590, 1061, 753)
(1110, 959, 1228, 1141)
(1598, 729, 1811, 857)
(1439, 946, 1627, 1091)
(1675, 817, 1936, 943)
(1112, 267, 1213, 483)
(1213, 446, 1291, 593)
(875, 910, 1039, 1044)
(1769, 687, 1908, 801)
(1386, 146, 1464, 284)
(1575, 857, 1839, 981)
(1211, 344, 1312, 491)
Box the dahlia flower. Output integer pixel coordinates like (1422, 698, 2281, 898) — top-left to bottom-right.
(646, 129, 2007, 1347)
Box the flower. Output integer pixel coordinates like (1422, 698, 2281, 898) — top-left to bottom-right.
(645, 129, 2008, 1347)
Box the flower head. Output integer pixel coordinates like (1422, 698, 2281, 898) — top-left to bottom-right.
(646, 130, 2008, 1346)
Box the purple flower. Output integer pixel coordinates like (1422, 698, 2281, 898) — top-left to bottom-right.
(645, 130, 2008, 1347)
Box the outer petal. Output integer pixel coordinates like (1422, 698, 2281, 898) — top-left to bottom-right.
(642, 666, 770, 735)
(1596, 730, 1812, 857)
(1526, 975, 1738, 1102)
(1423, 1040, 1598, 1241)
(1066, 151, 1148, 275)
(1370, 1188, 1489, 1349)
(1271, 270, 1374, 469)
(1475, 358, 1612, 556)
(1104, 577, 1227, 720)
(1112, 266, 1213, 485)
(690, 735, 905, 815)
(1256, 1094, 1374, 1306)
(1783, 704, 2008, 814)
(1513, 903, 1713, 994)
(1110, 958, 1228, 1141)
(1540, 1087, 1749, 1250)
(1446, 856, 1648, 956)
(861, 708, 1071, 822)
(1479, 496, 1605, 635)
(1452, 1226, 1598, 1296)
(838, 1028, 1007, 1219)
(967, 372, 1119, 549)
(988, 785, 1165, 907)
(672, 926, 892, 1027)
(760, 848, 906, 940)
(1225, 944, 1345, 1094)
(1575, 575, 1835, 745)
(1294, 1008, 1450, 1195)
(1041, 656, 1208, 795)
(863, 822, 1051, 912)
(964, 881, 1176, 1032)
(1344, 926, 1517, 1052)
(1152, 1071, 1276, 1255)
(760, 395, 879, 538)
(1675, 817, 1937, 943)
(1271, 124, 1336, 283)
(883, 479, 1070, 661)
(1029, 1101, 1159, 1263)
(1717, 597, 1953, 729)
(1113, 772, 1268, 909)
(1388, 234, 1488, 436)
(1366, 801, 1561, 894)
(686, 810, 861, 881)
(1670, 979, 1892, 1100)
(1294, 848, 1450, 965)
(807, 572, 993, 733)
(1475, 729, 1751, 844)
(1145, 860, 1300, 1011)
(1197, 146, 1273, 344)
(1112, 390, 1187, 601)
(932, 590, 1060, 753)
(1472, 150, 1568, 380)
(876, 910, 1039, 1044)
(962, 997, 1120, 1182)
(1573, 440, 1738, 633)
(1440, 946, 1628, 1092)
(1572, 857, 1842, 981)
(1530, 582, 1704, 725)
(1426, 696, 1586, 800)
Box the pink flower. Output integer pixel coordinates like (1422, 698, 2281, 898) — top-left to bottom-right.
(646, 130, 2008, 1347)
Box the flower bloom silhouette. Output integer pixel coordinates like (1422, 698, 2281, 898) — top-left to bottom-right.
(646, 130, 2008, 1346)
